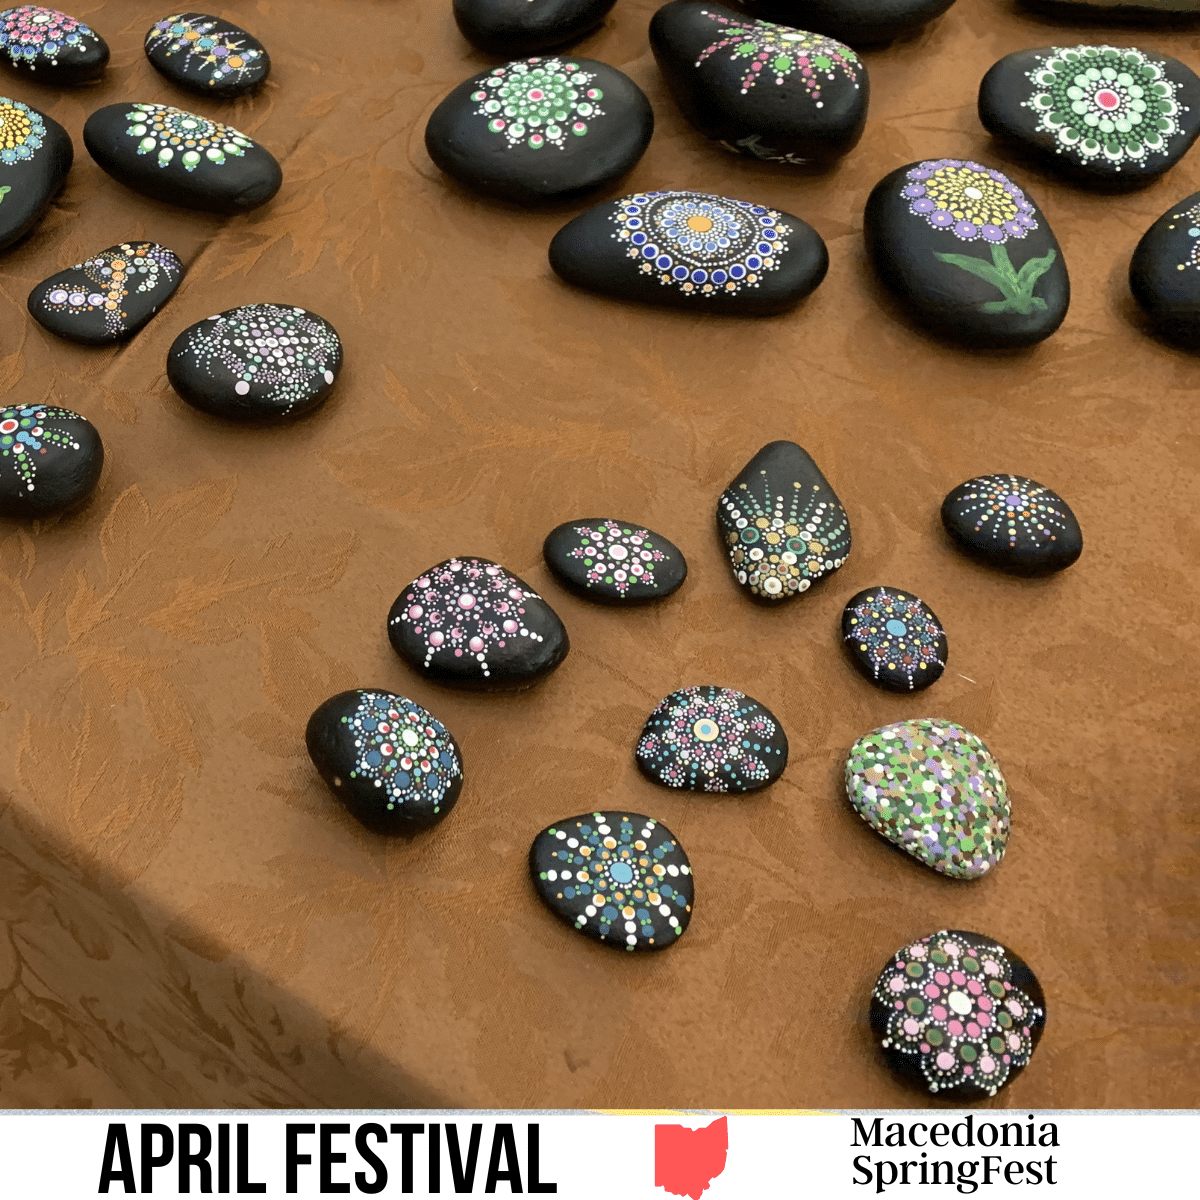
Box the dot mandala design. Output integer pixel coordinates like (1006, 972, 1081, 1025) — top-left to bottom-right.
(0, 96, 44, 165)
(567, 520, 667, 596)
(391, 558, 545, 678)
(844, 588, 946, 691)
(612, 191, 791, 298)
(42, 243, 182, 338)
(695, 11, 859, 104)
(845, 719, 1010, 880)
(0, 6, 95, 69)
(637, 686, 782, 792)
(472, 57, 604, 150)
(949, 475, 1073, 551)
(146, 14, 264, 89)
(1166, 201, 1200, 270)
(902, 159, 1037, 244)
(535, 813, 692, 949)
(341, 692, 461, 815)
(0, 404, 82, 493)
(1024, 44, 1184, 169)
(125, 102, 253, 172)
(874, 930, 1044, 1097)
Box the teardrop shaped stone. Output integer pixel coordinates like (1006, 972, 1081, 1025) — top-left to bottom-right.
(543, 516, 687, 603)
(0, 96, 72, 252)
(0, 401, 102, 517)
(717, 439, 850, 601)
(1130, 187, 1200, 343)
(530, 810, 693, 951)
(736, 0, 957, 45)
(453, 0, 615, 57)
(0, 6, 109, 84)
(144, 12, 270, 99)
(845, 719, 1010, 880)
(842, 587, 947, 693)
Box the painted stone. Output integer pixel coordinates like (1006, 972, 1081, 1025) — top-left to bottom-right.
(83, 102, 281, 215)
(941, 474, 1082, 576)
(542, 516, 686, 604)
(305, 689, 463, 835)
(29, 242, 183, 345)
(864, 158, 1069, 349)
(870, 929, 1046, 1102)
(842, 587, 947, 693)
(736, 0, 957, 45)
(845, 719, 1009, 880)
(717, 439, 850, 601)
(0, 96, 72, 252)
(425, 56, 652, 204)
(636, 685, 788, 792)
(388, 556, 570, 692)
(0, 6, 108, 84)
(550, 189, 828, 314)
(1129, 188, 1200, 343)
(529, 811, 693, 951)
(649, 1, 867, 165)
(145, 13, 269, 99)
(979, 45, 1200, 188)
(166, 305, 342, 422)
(0, 402, 102, 518)
(454, 0, 615, 57)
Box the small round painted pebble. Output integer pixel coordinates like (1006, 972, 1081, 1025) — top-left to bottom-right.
(941, 474, 1082, 576)
(542, 517, 687, 604)
(144, 13, 270, 99)
(529, 810, 693, 951)
(841, 586, 947, 693)
(0, 401, 102, 517)
(870, 928, 1046, 1101)
(166, 305, 342, 421)
(845, 719, 1009, 880)
(0, 96, 73, 253)
(0, 6, 108, 84)
(636, 685, 788, 793)
(305, 689, 463, 835)
(1130, 187, 1200, 343)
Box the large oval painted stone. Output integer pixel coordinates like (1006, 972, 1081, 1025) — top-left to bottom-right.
(841, 586, 947, 692)
(650, 1, 867, 165)
(0, 6, 108, 84)
(0, 96, 72, 252)
(0, 401, 102, 517)
(29, 241, 183, 345)
(425, 56, 652, 204)
(979, 45, 1200, 187)
(305, 689, 464, 835)
(1130, 188, 1200, 343)
(454, 0, 616, 57)
(542, 516, 687, 604)
(636, 685, 788, 792)
(550, 189, 828, 314)
(845, 719, 1009, 880)
(144, 13, 270, 98)
(530, 811, 693, 951)
(870, 929, 1047, 1101)
(83, 102, 281, 214)
(717, 439, 850, 601)
(388, 557, 570, 691)
(865, 158, 1069, 349)
(941, 473, 1082, 576)
(736, 0, 957, 45)
(167, 304, 342, 422)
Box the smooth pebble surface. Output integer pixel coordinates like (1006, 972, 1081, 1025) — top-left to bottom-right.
(1130, 187, 1200, 343)
(841, 586, 947, 693)
(0, 96, 72, 252)
(0, 5, 108, 84)
(144, 12, 270, 98)
(0, 401, 103, 517)
(453, 0, 616, 57)
(542, 516, 687, 603)
(736, 0, 957, 45)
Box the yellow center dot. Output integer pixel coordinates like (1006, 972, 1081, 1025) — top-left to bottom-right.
(687, 215, 713, 233)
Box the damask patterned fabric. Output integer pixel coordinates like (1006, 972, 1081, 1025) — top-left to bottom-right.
(0, 0, 1194, 1108)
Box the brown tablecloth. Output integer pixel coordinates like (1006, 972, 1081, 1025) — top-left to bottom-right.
(0, 0, 1196, 1111)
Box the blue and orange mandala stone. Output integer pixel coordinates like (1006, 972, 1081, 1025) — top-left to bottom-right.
(841, 586, 947, 692)
(529, 811, 694, 951)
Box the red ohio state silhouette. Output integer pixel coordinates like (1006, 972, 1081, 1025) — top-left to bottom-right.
(654, 1116, 729, 1199)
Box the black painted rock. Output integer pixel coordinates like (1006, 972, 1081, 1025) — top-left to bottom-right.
(717, 439, 850, 601)
(1129, 188, 1200, 342)
(454, 0, 615, 57)
(979, 45, 1200, 187)
(650, 1, 867, 165)
(0, 6, 108, 84)
(737, 0, 956, 45)
(388, 557, 570, 691)
(842, 586, 947, 692)
(542, 516, 687, 603)
(29, 241, 183, 345)
(144, 13, 269, 99)
(870, 929, 1046, 1101)
(941, 474, 1083, 576)
(530, 811, 693, 951)
(305, 689, 464, 835)
(425, 56, 652, 204)
(636, 685, 788, 792)
(550, 189, 828, 314)
(83, 102, 281, 215)
(166, 304, 342, 421)
(0, 401, 102, 517)
(0, 96, 71, 252)
(865, 158, 1069, 349)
